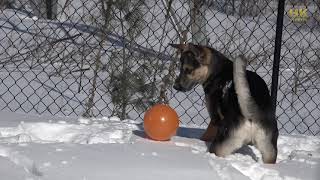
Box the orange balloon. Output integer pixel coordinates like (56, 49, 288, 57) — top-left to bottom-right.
(143, 104, 179, 141)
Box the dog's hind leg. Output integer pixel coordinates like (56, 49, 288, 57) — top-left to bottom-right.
(254, 129, 278, 164)
(209, 135, 245, 157)
(209, 128, 247, 157)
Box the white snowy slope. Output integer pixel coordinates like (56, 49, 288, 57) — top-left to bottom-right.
(0, 111, 319, 180)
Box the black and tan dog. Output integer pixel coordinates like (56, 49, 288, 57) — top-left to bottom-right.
(170, 43, 278, 163)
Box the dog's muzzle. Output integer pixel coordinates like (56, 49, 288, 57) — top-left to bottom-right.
(173, 75, 196, 92)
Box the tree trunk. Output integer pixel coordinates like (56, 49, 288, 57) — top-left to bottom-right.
(29, 0, 57, 19)
(190, 0, 207, 45)
(315, 0, 320, 23)
(46, 0, 58, 19)
(83, 48, 101, 118)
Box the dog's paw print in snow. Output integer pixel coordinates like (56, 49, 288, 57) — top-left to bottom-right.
(277, 135, 320, 161)
(288, 150, 320, 165)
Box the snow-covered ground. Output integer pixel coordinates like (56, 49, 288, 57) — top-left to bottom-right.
(0, 111, 319, 180)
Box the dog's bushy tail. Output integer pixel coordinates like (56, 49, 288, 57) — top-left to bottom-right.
(233, 56, 260, 120)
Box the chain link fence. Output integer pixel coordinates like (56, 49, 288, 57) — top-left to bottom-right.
(0, 0, 319, 135)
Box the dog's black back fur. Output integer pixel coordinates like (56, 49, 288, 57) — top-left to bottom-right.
(204, 47, 274, 123)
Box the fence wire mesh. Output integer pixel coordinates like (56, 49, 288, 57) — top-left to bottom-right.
(0, 0, 319, 135)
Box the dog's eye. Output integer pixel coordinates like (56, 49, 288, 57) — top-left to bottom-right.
(184, 68, 192, 74)
(186, 51, 194, 57)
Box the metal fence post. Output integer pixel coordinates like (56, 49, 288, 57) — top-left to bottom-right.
(271, 0, 286, 114)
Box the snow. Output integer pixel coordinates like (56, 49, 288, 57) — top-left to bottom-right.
(0, 116, 135, 144)
(0, 111, 319, 180)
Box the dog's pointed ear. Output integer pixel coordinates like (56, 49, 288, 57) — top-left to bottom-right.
(169, 43, 186, 51)
(188, 44, 211, 65)
(187, 43, 200, 55)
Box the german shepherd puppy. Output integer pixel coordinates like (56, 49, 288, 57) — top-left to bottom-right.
(170, 43, 278, 164)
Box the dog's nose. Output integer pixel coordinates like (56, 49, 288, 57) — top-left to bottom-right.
(173, 83, 185, 92)
(173, 83, 182, 91)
